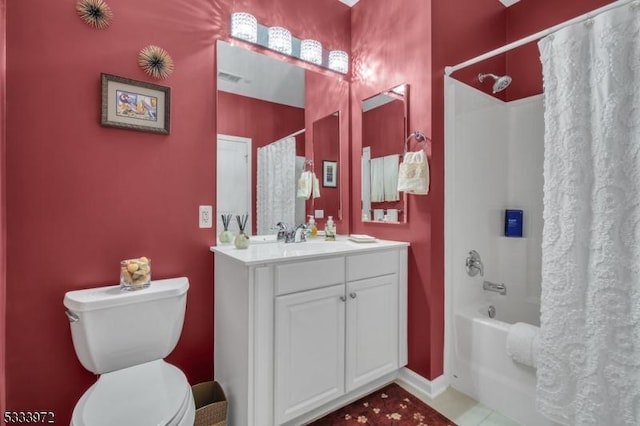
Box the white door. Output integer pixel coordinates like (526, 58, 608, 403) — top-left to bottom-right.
(216, 134, 251, 235)
(346, 274, 398, 392)
(274, 285, 346, 424)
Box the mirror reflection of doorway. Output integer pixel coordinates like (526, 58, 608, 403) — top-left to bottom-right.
(216, 134, 252, 236)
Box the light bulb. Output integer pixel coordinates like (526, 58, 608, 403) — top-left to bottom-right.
(268, 26, 292, 55)
(300, 39, 323, 65)
(231, 12, 258, 43)
(328, 50, 349, 74)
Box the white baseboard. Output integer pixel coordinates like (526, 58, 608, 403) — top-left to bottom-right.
(395, 368, 449, 401)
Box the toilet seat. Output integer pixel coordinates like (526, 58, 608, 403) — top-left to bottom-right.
(71, 360, 195, 426)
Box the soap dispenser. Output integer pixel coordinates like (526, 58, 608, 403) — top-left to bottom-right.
(325, 216, 336, 241)
(307, 215, 318, 238)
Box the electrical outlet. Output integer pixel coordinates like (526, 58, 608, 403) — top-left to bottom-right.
(199, 205, 213, 228)
(314, 209, 324, 219)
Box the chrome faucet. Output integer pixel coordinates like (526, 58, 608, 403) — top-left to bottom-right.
(465, 250, 484, 277)
(282, 223, 307, 243)
(483, 280, 507, 295)
(275, 222, 288, 242)
(292, 224, 307, 243)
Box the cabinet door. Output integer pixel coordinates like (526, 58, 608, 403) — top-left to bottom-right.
(346, 274, 398, 392)
(274, 284, 346, 424)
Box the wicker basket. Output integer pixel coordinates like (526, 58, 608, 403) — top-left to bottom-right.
(192, 381, 227, 426)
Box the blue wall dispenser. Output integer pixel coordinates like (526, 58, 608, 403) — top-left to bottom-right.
(504, 209, 523, 237)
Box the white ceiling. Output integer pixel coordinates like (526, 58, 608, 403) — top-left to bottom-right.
(217, 41, 305, 108)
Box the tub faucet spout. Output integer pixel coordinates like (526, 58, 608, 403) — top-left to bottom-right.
(483, 280, 506, 296)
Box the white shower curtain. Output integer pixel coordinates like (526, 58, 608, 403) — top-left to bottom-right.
(537, 3, 640, 425)
(257, 137, 295, 236)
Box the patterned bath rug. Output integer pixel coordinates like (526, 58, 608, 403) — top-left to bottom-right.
(307, 383, 456, 425)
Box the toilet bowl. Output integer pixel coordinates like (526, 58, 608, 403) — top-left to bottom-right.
(64, 277, 193, 426)
(71, 360, 195, 426)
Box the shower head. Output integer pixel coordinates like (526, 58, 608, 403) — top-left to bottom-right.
(478, 73, 512, 94)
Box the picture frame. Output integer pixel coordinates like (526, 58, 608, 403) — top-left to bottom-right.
(101, 73, 170, 134)
(323, 160, 338, 188)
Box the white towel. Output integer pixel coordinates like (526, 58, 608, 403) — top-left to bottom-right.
(397, 150, 430, 195)
(386, 208, 398, 222)
(383, 154, 400, 201)
(296, 171, 312, 199)
(506, 322, 539, 368)
(370, 157, 385, 202)
(312, 173, 320, 199)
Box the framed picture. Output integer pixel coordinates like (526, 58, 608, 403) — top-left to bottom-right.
(323, 160, 338, 188)
(101, 73, 170, 134)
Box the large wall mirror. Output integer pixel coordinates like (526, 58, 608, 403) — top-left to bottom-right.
(361, 84, 409, 224)
(216, 40, 346, 237)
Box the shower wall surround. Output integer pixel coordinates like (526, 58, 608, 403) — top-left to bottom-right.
(448, 78, 544, 313)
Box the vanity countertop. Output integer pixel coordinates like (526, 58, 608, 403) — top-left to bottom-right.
(210, 235, 409, 266)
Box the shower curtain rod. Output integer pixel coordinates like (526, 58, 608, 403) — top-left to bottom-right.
(283, 128, 305, 139)
(445, 0, 637, 76)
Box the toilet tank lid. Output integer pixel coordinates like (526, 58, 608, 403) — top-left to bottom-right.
(64, 277, 189, 312)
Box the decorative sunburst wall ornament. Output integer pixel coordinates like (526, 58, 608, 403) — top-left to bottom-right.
(138, 45, 174, 80)
(76, 0, 113, 29)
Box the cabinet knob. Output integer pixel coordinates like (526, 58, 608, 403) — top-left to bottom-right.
(350, 292, 357, 299)
(340, 296, 346, 302)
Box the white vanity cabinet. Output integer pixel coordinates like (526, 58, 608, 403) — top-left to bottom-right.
(212, 240, 408, 426)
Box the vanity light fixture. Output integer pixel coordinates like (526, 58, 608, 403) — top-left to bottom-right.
(268, 26, 293, 55)
(231, 12, 258, 43)
(300, 39, 323, 65)
(229, 12, 349, 74)
(328, 50, 349, 74)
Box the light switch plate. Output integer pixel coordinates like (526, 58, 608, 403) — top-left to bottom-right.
(314, 210, 324, 219)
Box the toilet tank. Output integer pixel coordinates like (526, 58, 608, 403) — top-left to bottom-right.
(64, 277, 189, 374)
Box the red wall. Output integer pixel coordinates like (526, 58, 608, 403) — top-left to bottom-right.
(350, 0, 438, 378)
(217, 91, 305, 232)
(362, 99, 404, 158)
(5, 0, 349, 423)
(505, 0, 613, 100)
(0, 0, 6, 417)
(6, 0, 217, 420)
(446, 0, 614, 101)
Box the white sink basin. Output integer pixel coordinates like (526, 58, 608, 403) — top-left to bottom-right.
(250, 234, 278, 244)
(211, 236, 407, 265)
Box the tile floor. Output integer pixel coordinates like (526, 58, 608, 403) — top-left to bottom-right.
(404, 386, 521, 426)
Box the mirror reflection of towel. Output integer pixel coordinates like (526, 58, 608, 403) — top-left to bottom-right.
(370, 158, 385, 202)
(312, 173, 320, 199)
(297, 171, 312, 199)
(383, 154, 400, 201)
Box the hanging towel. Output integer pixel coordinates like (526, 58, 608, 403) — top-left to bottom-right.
(506, 322, 540, 368)
(296, 171, 312, 199)
(370, 157, 385, 202)
(383, 154, 400, 201)
(397, 150, 429, 194)
(312, 173, 321, 199)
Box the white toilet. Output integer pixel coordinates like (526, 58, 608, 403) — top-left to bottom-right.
(64, 277, 195, 426)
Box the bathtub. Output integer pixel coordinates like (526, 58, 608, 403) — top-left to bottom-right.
(450, 300, 556, 426)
